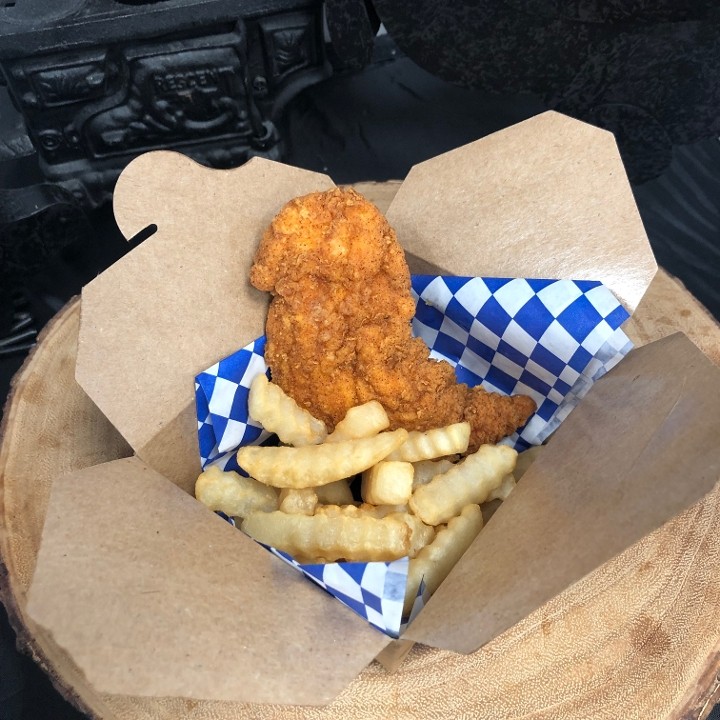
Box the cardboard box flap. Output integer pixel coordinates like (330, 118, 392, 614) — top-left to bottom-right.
(26, 457, 390, 705)
(386, 111, 657, 312)
(405, 333, 720, 653)
(75, 153, 334, 490)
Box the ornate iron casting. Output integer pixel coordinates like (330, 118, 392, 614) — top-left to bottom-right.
(0, 0, 330, 208)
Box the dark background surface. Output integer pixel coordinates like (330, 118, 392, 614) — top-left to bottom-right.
(1, 25, 719, 720)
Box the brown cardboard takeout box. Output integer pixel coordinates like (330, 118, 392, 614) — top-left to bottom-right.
(25, 112, 720, 706)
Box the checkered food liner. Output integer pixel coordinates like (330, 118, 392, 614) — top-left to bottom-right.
(195, 276, 632, 636)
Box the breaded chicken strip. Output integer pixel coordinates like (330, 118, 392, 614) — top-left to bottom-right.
(250, 188, 535, 452)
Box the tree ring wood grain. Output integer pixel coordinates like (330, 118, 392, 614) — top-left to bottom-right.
(1, 182, 720, 719)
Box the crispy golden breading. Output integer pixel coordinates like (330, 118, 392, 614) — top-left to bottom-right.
(250, 188, 535, 452)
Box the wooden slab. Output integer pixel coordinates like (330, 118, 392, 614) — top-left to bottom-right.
(1, 182, 720, 720)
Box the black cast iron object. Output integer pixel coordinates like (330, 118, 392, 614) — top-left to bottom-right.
(0, 0, 330, 207)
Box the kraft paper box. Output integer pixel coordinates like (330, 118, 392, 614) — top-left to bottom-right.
(25, 112, 720, 706)
(194, 274, 633, 639)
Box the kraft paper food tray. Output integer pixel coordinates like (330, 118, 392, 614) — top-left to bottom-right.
(23, 111, 720, 706)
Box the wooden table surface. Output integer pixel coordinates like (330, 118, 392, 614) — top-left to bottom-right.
(1, 181, 719, 719)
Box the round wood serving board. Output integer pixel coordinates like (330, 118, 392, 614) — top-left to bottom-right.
(2, 182, 720, 720)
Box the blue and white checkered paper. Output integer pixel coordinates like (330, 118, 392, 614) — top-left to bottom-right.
(268, 547, 409, 636)
(195, 275, 632, 636)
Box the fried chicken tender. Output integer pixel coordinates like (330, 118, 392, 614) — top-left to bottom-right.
(250, 188, 535, 452)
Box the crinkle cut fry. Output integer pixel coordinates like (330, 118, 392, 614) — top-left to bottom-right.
(241, 510, 411, 562)
(403, 504, 484, 616)
(409, 444, 517, 526)
(248, 373, 326, 446)
(236, 428, 408, 488)
(195, 466, 278, 519)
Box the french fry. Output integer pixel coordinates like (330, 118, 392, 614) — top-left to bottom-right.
(317, 504, 434, 558)
(248, 374, 327, 446)
(314, 504, 361, 517)
(278, 488, 318, 515)
(315, 478, 354, 505)
(386, 422, 470, 462)
(409, 444, 517, 526)
(403, 504, 484, 616)
(195, 466, 279, 518)
(488, 473, 516, 502)
(353, 504, 434, 558)
(361, 461, 414, 505)
(326, 400, 390, 443)
(412, 458, 456, 488)
(483, 445, 541, 503)
(403, 514, 436, 558)
(316, 504, 405, 518)
(236, 428, 408, 488)
(241, 510, 410, 562)
(358, 503, 408, 516)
